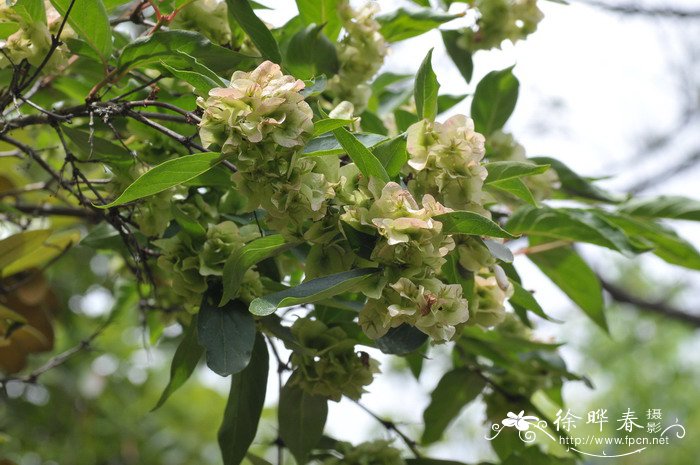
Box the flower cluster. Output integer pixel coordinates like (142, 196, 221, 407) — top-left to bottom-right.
(287, 319, 379, 401)
(0, 1, 73, 70)
(486, 130, 559, 202)
(406, 115, 488, 212)
(459, 0, 544, 52)
(198, 61, 335, 236)
(154, 221, 262, 308)
(470, 268, 513, 327)
(327, 1, 388, 112)
(172, 0, 231, 46)
(322, 440, 405, 465)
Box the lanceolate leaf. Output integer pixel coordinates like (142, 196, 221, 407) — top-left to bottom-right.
(471, 67, 519, 135)
(506, 206, 643, 255)
(484, 161, 550, 184)
(161, 63, 220, 96)
(96, 153, 222, 208)
(618, 195, 700, 221)
(218, 333, 269, 465)
(377, 8, 462, 42)
(372, 135, 408, 178)
(375, 324, 428, 355)
(487, 177, 538, 206)
(249, 268, 379, 316)
(598, 211, 700, 270)
(332, 127, 390, 183)
(50, 0, 112, 62)
(286, 24, 339, 79)
(508, 280, 553, 321)
(415, 49, 440, 121)
(221, 235, 293, 305)
(226, 0, 281, 63)
(295, 0, 342, 40)
(435, 211, 518, 239)
(422, 368, 486, 444)
(152, 318, 204, 411)
(198, 295, 256, 377)
(530, 156, 621, 203)
(442, 30, 473, 83)
(118, 31, 252, 74)
(303, 132, 387, 157)
(0, 229, 52, 273)
(313, 118, 355, 137)
(278, 382, 328, 464)
(527, 238, 607, 331)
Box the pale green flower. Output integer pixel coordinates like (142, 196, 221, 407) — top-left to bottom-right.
(172, 0, 231, 45)
(469, 268, 513, 327)
(288, 319, 379, 401)
(199, 221, 243, 276)
(459, 0, 544, 52)
(154, 234, 207, 307)
(361, 277, 470, 342)
(406, 115, 488, 210)
(327, 1, 388, 112)
(456, 236, 496, 272)
(198, 61, 314, 161)
(486, 130, 559, 202)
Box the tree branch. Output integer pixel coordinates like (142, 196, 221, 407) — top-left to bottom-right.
(599, 277, 700, 327)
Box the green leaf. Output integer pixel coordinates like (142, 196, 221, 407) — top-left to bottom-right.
(371, 135, 407, 178)
(508, 280, 552, 321)
(415, 49, 440, 121)
(598, 211, 700, 270)
(2, 230, 80, 277)
(218, 333, 269, 465)
(487, 177, 538, 206)
(249, 268, 379, 316)
(96, 153, 222, 208)
(377, 8, 462, 42)
(50, 0, 112, 61)
(278, 382, 328, 464)
(221, 235, 292, 305)
(198, 295, 256, 377)
(13, 0, 47, 24)
(506, 206, 642, 254)
(441, 30, 473, 83)
(0, 229, 52, 273)
(422, 368, 486, 444)
(618, 195, 700, 221)
(437, 94, 468, 114)
(302, 132, 386, 157)
(62, 126, 132, 165)
(161, 63, 219, 96)
(152, 318, 204, 411)
(285, 23, 339, 79)
(226, 0, 281, 63)
(484, 161, 550, 184)
(471, 67, 519, 135)
(118, 30, 252, 74)
(312, 118, 354, 137)
(407, 460, 473, 465)
(435, 211, 518, 239)
(375, 324, 428, 355)
(530, 156, 620, 203)
(527, 238, 607, 331)
(295, 0, 342, 40)
(332, 127, 390, 183)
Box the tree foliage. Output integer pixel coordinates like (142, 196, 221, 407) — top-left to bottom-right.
(0, 1, 698, 464)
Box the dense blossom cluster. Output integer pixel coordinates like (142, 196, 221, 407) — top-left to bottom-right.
(287, 319, 379, 401)
(460, 0, 544, 52)
(327, 0, 388, 113)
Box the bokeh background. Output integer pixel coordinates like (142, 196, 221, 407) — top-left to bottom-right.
(2, 1, 699, 464)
